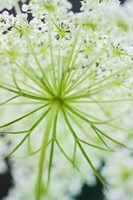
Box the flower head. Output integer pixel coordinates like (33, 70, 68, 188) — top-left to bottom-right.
(0, 0, 133, 199)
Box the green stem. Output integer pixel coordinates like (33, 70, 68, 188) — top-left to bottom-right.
(35, 105, 59, 200)
(47, 113, 58, 189)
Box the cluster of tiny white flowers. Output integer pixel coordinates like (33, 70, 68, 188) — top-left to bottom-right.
(0, 0, 26, 10)
(102, 150, 133, 200)
(0, 0, 133, 200)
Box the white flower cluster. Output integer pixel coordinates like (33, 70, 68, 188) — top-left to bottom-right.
(0, 0, 26, 10)
(103, 150, 133, 200)
(0, 0, 133, 200)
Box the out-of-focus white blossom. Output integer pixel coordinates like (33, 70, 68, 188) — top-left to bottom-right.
(102, 150, 133, 200)
(0, 0, 26, 10)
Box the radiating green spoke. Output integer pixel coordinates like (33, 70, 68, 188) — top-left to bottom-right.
(22, 139, 53, 158)
(65, 104, 108, 124)
(19, 92, 49, 101)
(4, 51, 51, 95)
(64, 47, 106, 95)
(72, 140, 77, 166)
(64, 106, 115, 151)
(91, 124, 133, 151)
(88, 125, 114, 151)
(63, 25, 81, 86)
(12, 72, 48, 100)
(0, 103, 48, 129)
(1, 67, 46, 96)
(0, 82, 49, 101)
(78, 138, 114, 152)
(0, 95, 19, 106)
(65, 107, 113, 150)
(66, 108, 114, 151)
(69, 98, 133, 103)
(56, 140, 79, 170)
(65, 104, 130, 150)
(77, 141, 108, 189)
(0, 130, 29, 135)
(4, 133, 30, 159)
(63, 37, 84, 90)
(14, 61, 52, 95)
(48, 14, 57, 91)
(3, 107, 50, 159)
(15, 20, 54, 95)
(87, 65, 131, 91)
(65, 64, 131, 99)
(67, 104, 111, 123)
(12, 69, 23, 94)
(63, 109, 107, 189)
(0, 83, 20, 95)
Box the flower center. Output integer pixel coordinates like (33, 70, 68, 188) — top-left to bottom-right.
(50, 96, 64, 108)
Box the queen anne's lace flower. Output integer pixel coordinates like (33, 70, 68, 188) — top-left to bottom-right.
(0, 0, 133, 200)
